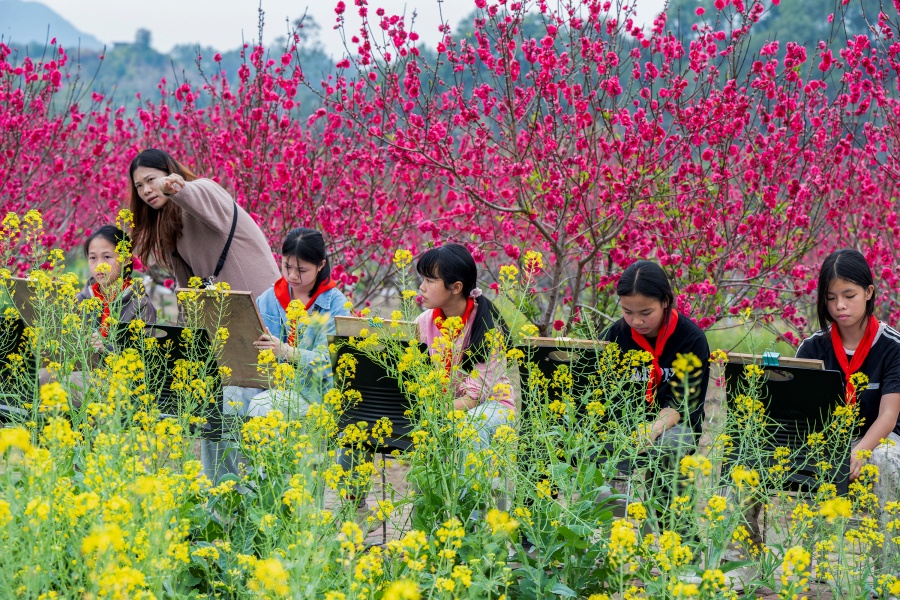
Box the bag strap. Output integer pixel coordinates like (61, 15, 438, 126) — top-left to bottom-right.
(212, 201, 239, 280)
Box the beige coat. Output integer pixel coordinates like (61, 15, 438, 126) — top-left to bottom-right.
(169, 179, 279, 299)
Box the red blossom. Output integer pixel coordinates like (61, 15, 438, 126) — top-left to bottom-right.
(0, 3, 898, 339)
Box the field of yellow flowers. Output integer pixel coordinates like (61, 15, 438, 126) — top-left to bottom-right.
(0, 215, 898, 599)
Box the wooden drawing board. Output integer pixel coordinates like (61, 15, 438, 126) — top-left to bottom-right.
(521, 336, 606, 349)
(334, 315, 417, 338)
(727, 352, 824, 370)
(0, 277, 41, 325)
(176, 288, 268, 388)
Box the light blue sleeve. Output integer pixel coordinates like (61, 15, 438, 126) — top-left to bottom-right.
(294, 288, 349, 366)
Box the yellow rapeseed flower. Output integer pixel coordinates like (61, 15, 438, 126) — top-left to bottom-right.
(116, 208, 134, 231)
(849, 371, 869, 393)
(0, 499, 11, 526)
(523, 250, 543, 272)
(486, 508, 519, 537)
(247, 558, 290, 597)
(731, 465, 760, 490)
(679, 454, 712, 480)
(0, 427, 31, 455)
(38, 382, 69, 413)
(703, 495, 728, 522)
(607, 519, 638, 567)
(819, 497, 852, 523)
(709, 348, 728, 365)
(393, 248, 413, 269)
(499, 264, 519, 284)
(383, 580, 420, 600)
(82, 523, 127, 556)
(627, 502, 648, 522)
(744, 364, 765, 379)
(23, 209, 43, 231)
(779, 546, 811, 588)
(2, 212, 21, 235)
(655, 530, 693, 572)
(672, 352, 701, 381)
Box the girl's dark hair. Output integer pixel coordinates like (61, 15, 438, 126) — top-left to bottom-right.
(416, 243, 506, 367)
(282, 227, 331, 295)
(128, 149, 198, 270)
(816, 249, 875, 331)
(616, 260, 675, 329)
(616, 260, 675, 307)
(84, 225, 133, 279)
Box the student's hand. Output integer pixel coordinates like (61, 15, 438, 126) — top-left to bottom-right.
(849, 444, 866, 481)
(453, 396, 477, 411)
(254, 333, 296, 362)
(156, 174, 186, 196)
(90, 332, 105, 351)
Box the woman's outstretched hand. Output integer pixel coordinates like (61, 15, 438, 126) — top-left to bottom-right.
(156, 174, 186, 196)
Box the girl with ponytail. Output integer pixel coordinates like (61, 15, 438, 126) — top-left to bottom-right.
(415, 243, 514, 414)
(338, 244, 516, 505)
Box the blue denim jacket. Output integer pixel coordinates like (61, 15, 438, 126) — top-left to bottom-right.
(255, 285, 350, 403)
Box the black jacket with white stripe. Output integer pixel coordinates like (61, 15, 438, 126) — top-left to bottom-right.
(797, 321, 900, 437)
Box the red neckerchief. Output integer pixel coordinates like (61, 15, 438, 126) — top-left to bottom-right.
(91, 278, 131, 338)
(273, 277, 339, 344)
(830, 315, 879, 405)
(630, 308, 679, 404)
(432, 298, 476, 373)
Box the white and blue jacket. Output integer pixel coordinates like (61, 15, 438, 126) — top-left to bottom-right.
(255, 285, 350, 403)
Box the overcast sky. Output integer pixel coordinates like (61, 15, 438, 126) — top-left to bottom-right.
(33, 0, 668, 57)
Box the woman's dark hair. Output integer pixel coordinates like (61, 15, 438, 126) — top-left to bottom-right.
(128, 149, 197, 270)
(282, 227, 331, 295)
(84, 225, 133, 279)
(816, 249, 875, 331)
(416, 243, 506, 367)
(616, 260, 675, 307)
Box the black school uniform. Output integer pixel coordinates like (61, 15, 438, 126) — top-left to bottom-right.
(796, 322, 900, 437)
(602, 312, 711, 436)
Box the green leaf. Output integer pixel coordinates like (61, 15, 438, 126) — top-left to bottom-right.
(555, 525, 590, 549)
(550, 582, 578, 597)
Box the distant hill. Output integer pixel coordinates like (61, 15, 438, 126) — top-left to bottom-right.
(0, 2, 336, 116)
(0, 0, 104, 51)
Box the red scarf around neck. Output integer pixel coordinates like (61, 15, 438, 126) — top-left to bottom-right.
(432, 298, 476, 334)
(432, 298, 476, 373)
(91, 278, 131, 338)
(630, 308, 679, 404)
(830, 314, 879, 405)
(273, 277, 339, 312)
(273, 277, 339, 344)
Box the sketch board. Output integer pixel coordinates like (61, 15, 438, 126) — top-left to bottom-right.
(334, 315, 417, 338)
(0, 276, 41, 325)
(332, 316, 423, 453)
(522, 335, 606, 349)
(723, 361, 848, 493)
(176, 288, 268, 388)
(727, 352, 824, 370)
